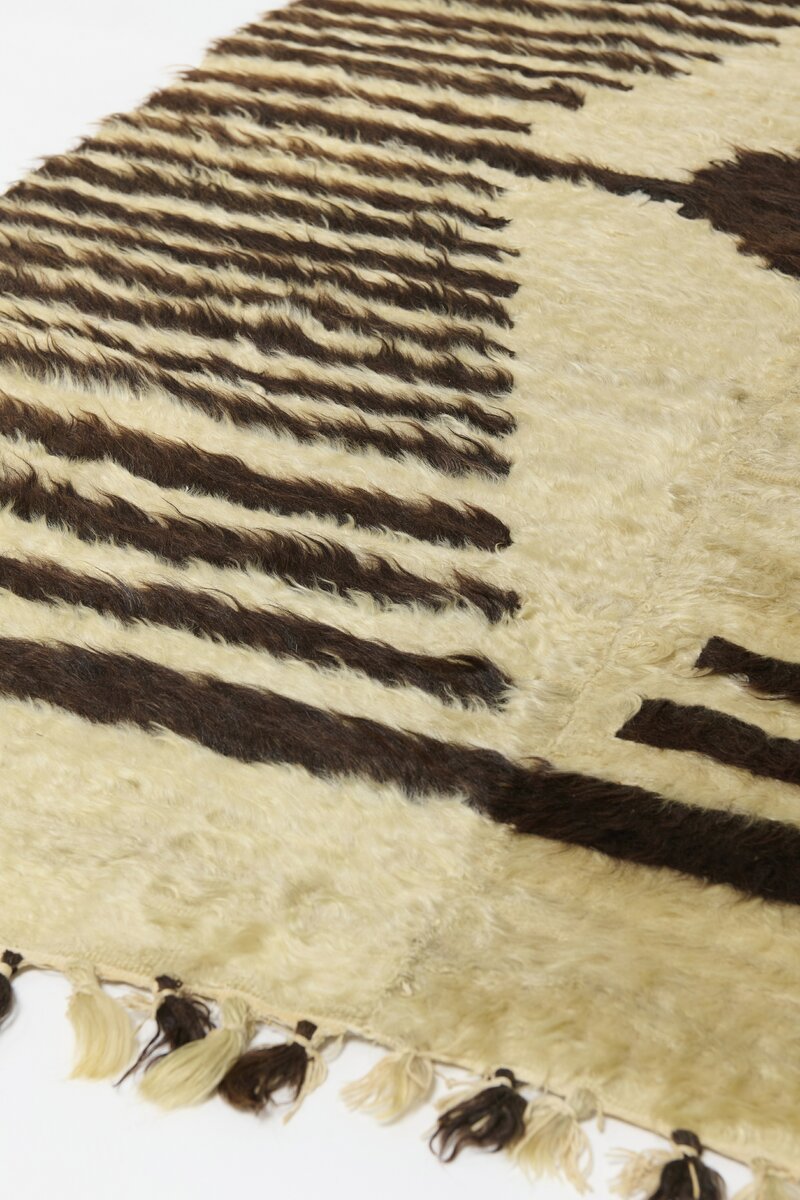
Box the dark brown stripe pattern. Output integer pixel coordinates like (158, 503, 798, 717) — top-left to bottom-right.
(0, 395, 511, 550)
(697, 637, 800, 705)
(617, 698, 800, 787)
(0, 555, 511, 708)
(0, 0, 796, 908)
(0, 470, 519, 623)
(0, 252, 513, 400)
(0, 327, 510, 480)
(280, 0, 723, 64)
(4, 636, 800, 906)
(5, 179, 516, 305)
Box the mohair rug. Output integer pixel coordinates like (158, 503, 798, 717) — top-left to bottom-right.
(2, 1, 800, 1195)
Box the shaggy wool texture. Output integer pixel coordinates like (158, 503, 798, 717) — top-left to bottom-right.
(3, 0, 800, 1193)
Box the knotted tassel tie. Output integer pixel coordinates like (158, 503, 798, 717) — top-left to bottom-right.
(430, 1068, 528, 1162)
(0, 950, 22, 1023)
(140, 995, 253, 1109)
(342, 1050, 434, 1122)
(66, 963, 135, 1079)
(219, 1020, 332, 1121)
(118, 973, 214, 1083)
(613, 1129, 726, 1200)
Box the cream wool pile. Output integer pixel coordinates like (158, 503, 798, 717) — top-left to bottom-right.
(2, 1, 800, 1195)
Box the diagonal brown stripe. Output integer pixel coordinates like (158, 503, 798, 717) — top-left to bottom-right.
(3, 636, 800, 905)
(224, 24, 639, 84)
(617, 698, 800, 787)
(37, 151, 507, 263)
(209, 33, 609, 92)
(0, 199, 513, 328)
(189, 65, 540, 128)
(436, 0, 776, 45)
(1, 220, 513, 364)
(0, 469, 519, 622)
(697, 637, 800, 705)
(0, 328, 510, 479)
(0, 555, 512, 707)
(142, 86, 576, 175)
(84, 126, 507, 232)
(6, 178, 516, 304)
(206, 36, 585, 104)
(256, 7, 687, 74)
(117, 106, 504, 199)
(0, 253, 514, 402)
(285, 0, 721, 63)
(0, 395, 511, 550)
(606, 0, 799, 29)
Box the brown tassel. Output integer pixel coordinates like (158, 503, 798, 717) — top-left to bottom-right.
(219, 1020, 320, 1114)
(118, 974, 213, 1082)
(430, 1068, 527, 1162)
(646, 1131, 726, 1200)
(0, 950, 22, 1022)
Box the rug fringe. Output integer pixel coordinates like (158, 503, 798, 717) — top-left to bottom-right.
(66, 963, 135, 1079)
(219, 1019, 333, 1120)
(612, 1130, 725, 1199)
(139, 996, 253, 1108)
(342, 1050, 434, 1122)
(511, 1087, 599, 1194)
(2, 954, 797, 1197)
(430, 1067, 527, 1161)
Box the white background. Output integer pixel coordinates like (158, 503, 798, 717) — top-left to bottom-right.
(0, 5, 748, 1197)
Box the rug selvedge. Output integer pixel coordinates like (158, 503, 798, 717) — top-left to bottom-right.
(3, 1, 800, 1195)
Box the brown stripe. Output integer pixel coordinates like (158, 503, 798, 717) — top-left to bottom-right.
(87, 123, 507, 232)
(37, 149, 507, 264)
(0, 252, 514, 402)
(0, 204, 512, 329)
(224, 23, 642, 84)
(0, 205, 513, 331)
(0, 329, 510, 479)
(119, 109, 503, 201)
(608, 0, 798, 28)
(0, 309, 513, 476)
(697, 637, 800, 705)
(7, 177, 515, 306)
(189, 64, 541, 128)
(0, 395, 511, 551)
(144, 85, 578, 175)
(4, 635, 800, 905)
(208, 35, 586, 104)
(4, 218, 512, 363)
(0, 555, 512, 707)
(426, 0, 776, 44)
(0, 316, 510, 480)
(143, 85, 714, 179)
(617, 698, 800, 787)
(213, 30, 628, 89)
(451, 149, 693, 205)
(0, 469, 519, 622)
(287, 0, 721, 62)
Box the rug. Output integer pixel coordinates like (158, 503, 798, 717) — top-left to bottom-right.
(2, 1, 800, 1195)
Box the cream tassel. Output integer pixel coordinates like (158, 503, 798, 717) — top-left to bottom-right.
(67, 964, 135, 1080)
(611, 1145, 674, 1198)
(342, 1051, 434, 1122)
(511, 1088, 598, 1194)
(734, 1160, 800, 1200)
(140, 996, 253, 1109)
